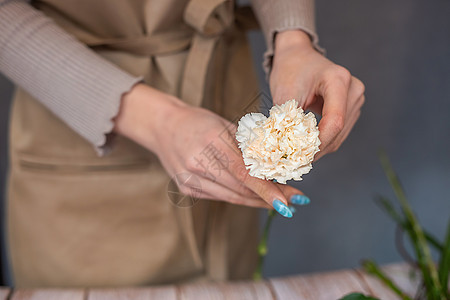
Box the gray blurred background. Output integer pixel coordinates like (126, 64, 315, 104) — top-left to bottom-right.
(1, 0, 450, 282)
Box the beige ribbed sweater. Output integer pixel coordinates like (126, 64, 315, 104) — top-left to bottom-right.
(0, 0, 322, 154)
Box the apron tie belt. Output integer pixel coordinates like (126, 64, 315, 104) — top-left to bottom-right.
(182, 0, 234, 281)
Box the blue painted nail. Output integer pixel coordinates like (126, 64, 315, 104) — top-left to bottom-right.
(289, 206, 297, 214)
(291, 194, 311, 205)
(272, 199, 293, 218)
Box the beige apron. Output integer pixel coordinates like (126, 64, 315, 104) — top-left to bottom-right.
(7, 0, 261, 287)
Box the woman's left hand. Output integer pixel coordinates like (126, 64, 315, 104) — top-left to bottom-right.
(269, 30, 365, 160)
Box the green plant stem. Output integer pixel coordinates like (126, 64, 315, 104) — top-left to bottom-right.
(379, 150, 445, 299)
(376, 196, 444, 252)
(253, 210, 276, 280)
(438, 220, 450, 296)
(363, 260, 412, 300)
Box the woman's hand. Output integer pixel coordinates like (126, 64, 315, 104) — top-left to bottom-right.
(115, 84, 305, 217)
(270, 30, 365, 160)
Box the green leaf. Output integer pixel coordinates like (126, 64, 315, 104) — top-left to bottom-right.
(379, 150, 445, 299)
(438, 219, 450, 295)
(376, 196, 444, 252)
(376, 196, 404, 224)
(363, 260, 412, 300)
(339, 293, 379, 300)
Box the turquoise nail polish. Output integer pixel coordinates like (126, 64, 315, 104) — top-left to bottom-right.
(272, 199, 293, 218)
(289, 206, 296, 214)
(291, 194, 310, 205)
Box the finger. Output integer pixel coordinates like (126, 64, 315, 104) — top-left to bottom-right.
(336, 108, 361, 147)
(318, 102, 362, 158)
(198, 120, 262, 199)
(315, 76, 364, 159)
(219, 169, 260, 197)
(182, 141, 259, 200)
(202, 192, 270, 209)
(316, 68, 351, 151)
(337, 78, 365, 145)
(196, 161, 259, 199)
(206, 147, 260, 198)
(227, 155, 293, 217)
(277, 184, 311, 206)
(315, 98, 362, 160)
(348, 76, 366, 101)
(197, 176, 271, 209)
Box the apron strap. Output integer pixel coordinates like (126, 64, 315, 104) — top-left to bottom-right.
(184, 0, 234, 37)
(180, 0, 235, 281)
(205, 202, 228, 280)
(87, 28, 193, 56)
(180, 34, 218, 107)
(180, 0, 234, 107)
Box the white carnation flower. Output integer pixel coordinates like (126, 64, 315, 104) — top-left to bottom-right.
(235, 99, 321, 184)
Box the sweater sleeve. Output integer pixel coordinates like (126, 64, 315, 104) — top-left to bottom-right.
(249, 0, 325, 76)
(0, 0, 143, 155)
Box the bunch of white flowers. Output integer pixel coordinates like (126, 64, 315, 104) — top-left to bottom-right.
(235, 99, 321, 184)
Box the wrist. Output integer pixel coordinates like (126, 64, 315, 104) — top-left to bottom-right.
(274, 30, 313, 55)
(114, 83, 185, 152)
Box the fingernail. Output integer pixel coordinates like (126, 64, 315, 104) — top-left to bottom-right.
(291, 194, 311, 205)
(272, 199, 293, 218)
(289, 206, 296, 214)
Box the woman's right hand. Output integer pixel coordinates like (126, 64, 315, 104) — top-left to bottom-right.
(115, 84, 307, 217)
